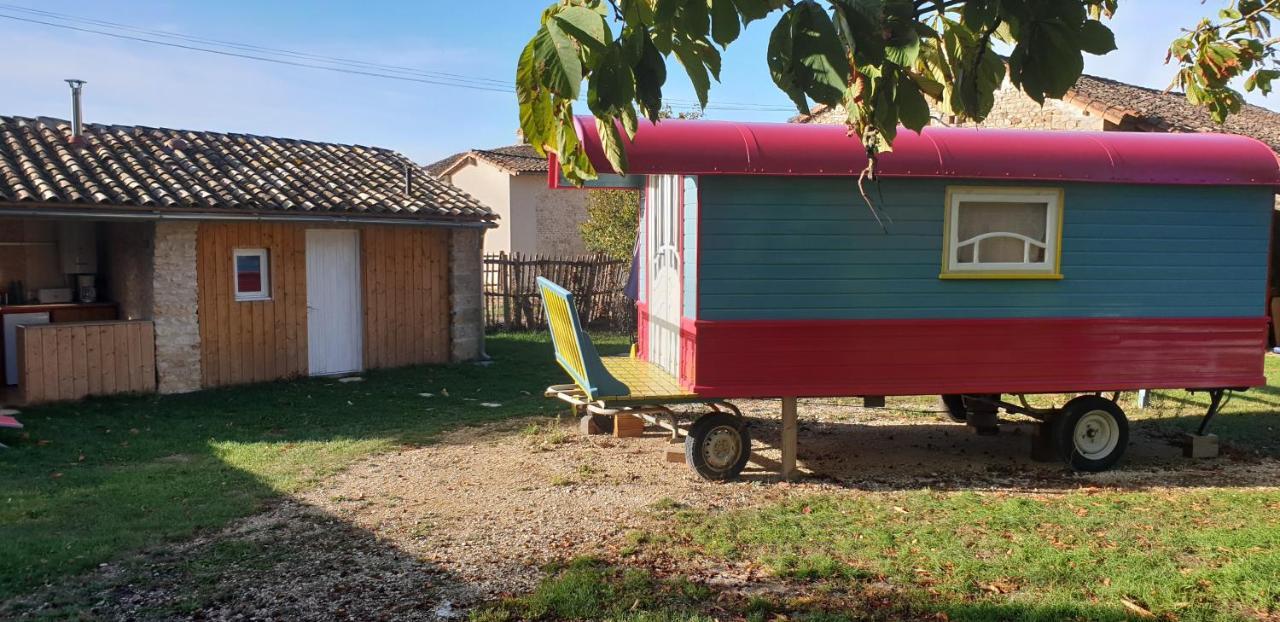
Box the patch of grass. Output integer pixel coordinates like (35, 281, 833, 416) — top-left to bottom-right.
(471, 557, 714, 622)
(0, 332, 628, 600)
(522, 417, 574, 450)
(679, 490, 1280, 621)
(619, 529, 650, 556)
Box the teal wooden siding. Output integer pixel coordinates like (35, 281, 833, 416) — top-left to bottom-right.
(697, 176, 1273, 320)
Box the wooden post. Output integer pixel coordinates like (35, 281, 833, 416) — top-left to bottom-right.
(781, 396, 798, 479)
(1136, 389, 1151, 410)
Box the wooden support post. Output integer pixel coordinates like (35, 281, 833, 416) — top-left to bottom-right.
(1136, 389, 1151, 410)
(781, 396, 798, 479)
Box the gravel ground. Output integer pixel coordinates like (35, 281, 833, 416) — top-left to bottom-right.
(8, 398, 1279, 620)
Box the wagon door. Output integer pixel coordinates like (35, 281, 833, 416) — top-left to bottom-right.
(647, 175, 681, 375)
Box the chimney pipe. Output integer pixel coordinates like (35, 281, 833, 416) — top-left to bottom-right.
(65, 79, 86, 140)
(404, 162, 413, 196)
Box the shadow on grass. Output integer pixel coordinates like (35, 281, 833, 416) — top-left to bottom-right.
(726, 406, 1280, 491)
(0, 333, 628, 601)
(0, 501, 479, 621)
(474, 557, 1176, 622)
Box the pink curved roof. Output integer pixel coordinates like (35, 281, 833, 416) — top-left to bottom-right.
(571, 116, 1280, 187)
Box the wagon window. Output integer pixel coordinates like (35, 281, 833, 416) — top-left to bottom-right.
(942, 188, 1062, 279)
(233, 248, 271, 301)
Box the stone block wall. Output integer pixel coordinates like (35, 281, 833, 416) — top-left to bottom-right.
(100, 221, 155, 321)
(449, 228, 485, 361)
(152, 221, 202, 393)
(805, 79, 1104, 131)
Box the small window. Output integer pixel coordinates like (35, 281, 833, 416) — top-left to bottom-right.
(941, 187, 1063, 279)
(234, 249, 270, 300)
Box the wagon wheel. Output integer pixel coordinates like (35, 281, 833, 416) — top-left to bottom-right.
(684, 412, 751, 481)
(1050, 395, 1130, 472)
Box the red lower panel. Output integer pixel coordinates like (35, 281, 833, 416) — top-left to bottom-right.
(680, 317, 697, 387)
(689, 317, 1267, 398)
(635, 303, 649, 362)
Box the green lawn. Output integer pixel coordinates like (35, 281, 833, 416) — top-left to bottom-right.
(0, 333, 626, 600)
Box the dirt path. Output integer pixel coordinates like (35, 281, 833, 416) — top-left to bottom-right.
(9, 400, 1279, 620)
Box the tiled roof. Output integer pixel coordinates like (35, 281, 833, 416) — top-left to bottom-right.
(427, 144, 548, 177)
(0, 116, 493, 222)
(472, 144, 548, 173)
(792, 73, 1280, 153)
(1063, 75, 1280, 152)
(424, 152, 466, 177)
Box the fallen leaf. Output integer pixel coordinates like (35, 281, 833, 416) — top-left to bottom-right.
(1120, 598, 1155, 619)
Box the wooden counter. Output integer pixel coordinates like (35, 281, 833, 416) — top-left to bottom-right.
(0, 302, 118, 323)
(15, 320, 155, 404)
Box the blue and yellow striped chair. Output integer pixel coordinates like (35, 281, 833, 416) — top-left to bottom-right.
(537, 277, 695, 403)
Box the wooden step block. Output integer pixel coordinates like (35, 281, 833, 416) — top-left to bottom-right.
(664, 446, 687, 464)
(613, 413, 645, 438)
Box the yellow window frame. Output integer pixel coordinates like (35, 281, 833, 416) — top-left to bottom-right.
(939, 186, 1065, 280)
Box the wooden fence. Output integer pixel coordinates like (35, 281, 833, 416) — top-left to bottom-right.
(16, 320, 156, 405)
(483, 252, 634, 331)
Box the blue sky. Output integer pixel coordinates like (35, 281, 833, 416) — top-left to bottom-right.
(0, 0, 1274, 164)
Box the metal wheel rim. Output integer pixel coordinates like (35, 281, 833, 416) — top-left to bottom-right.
(702, 426, 741, 471)
(1073, 410, 1120, 460)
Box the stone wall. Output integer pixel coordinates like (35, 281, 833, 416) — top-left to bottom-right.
(100, 221, 155, 321)
(449, 228, 485, 361)
(805, 79, 1105, 131)
(152, 221, 202, 393)
(513, 175, 589, 256)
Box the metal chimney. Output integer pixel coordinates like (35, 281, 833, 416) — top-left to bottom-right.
(65, 79, 87, 139)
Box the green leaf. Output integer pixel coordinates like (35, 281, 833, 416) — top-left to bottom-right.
(896, 72, 930, 131)
(767, 9, 811, 112)
(832, 0, 885, 66)
(733, 0, 783, 24)
(680, 0, 711, 40)
(1076, 19, 1116, 55)
(516, 37, 554, 155)
(672, 38, 712, 108)
(792, 0, 851, 105)
(537, 22, 584, 100)
(961, 0, 999, 31)
(587, 46, 636, 118)
(634, 33, 668, 121)
(884, 23, 920, 66)
(711, 0, 742, 47)
(596, 117, 629, 173)
(552, 6, 611, 54)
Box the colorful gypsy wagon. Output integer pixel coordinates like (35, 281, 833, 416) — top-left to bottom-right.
(540, 118, 1280, 480)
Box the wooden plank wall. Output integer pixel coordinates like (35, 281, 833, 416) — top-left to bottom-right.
(196, 222, 308, 387)
(17, 321, 156, 404)
(361, 226, 451, 369)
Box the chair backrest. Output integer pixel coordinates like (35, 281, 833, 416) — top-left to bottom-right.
(537, 277, 628, 400)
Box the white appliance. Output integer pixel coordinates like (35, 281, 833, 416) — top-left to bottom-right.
(4, 312, 51, 385)
(37, 288, 73, 304)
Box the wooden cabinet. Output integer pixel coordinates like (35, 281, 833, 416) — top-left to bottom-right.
(58, 222, 97, 274)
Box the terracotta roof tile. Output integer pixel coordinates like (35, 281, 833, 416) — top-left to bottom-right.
(0, 115, 494, 222)
(1063, 75, 1280, 152)
(424, 144, 548, 178)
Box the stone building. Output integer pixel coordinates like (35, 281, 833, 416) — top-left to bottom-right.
(0, 115, 494, 404)
(428, 144, 589, 256)
(795, 73, 1280, 151)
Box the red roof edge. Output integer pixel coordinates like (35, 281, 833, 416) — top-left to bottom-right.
(571, 116, 1280, 189)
